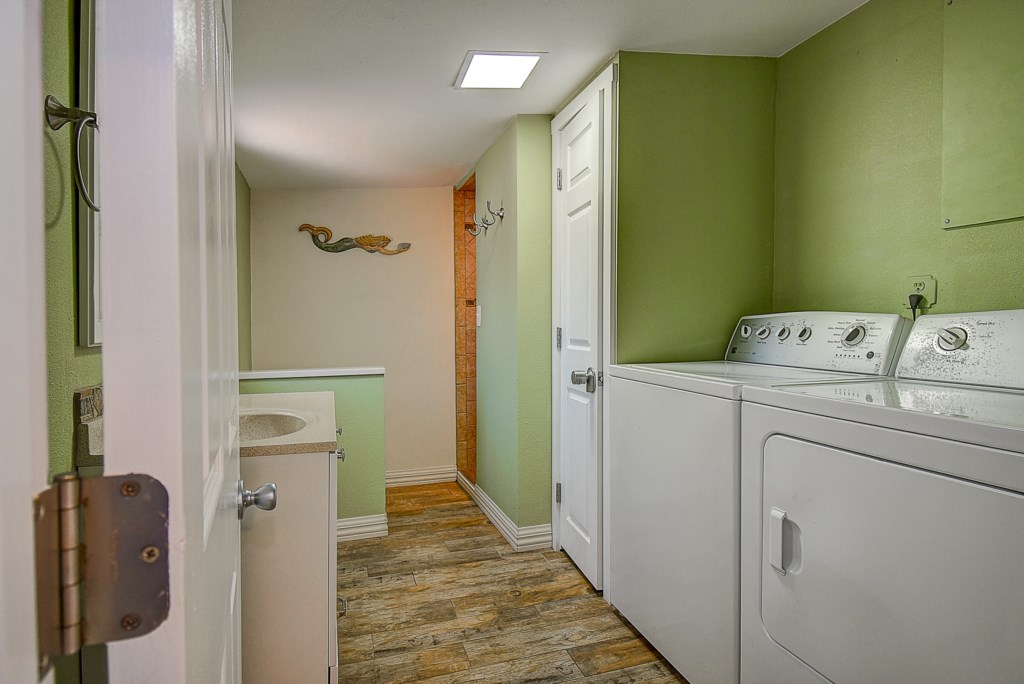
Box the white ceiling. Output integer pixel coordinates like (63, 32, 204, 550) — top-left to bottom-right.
(232, 0, 866, 190)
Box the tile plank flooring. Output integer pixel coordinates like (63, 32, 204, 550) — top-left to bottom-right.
(337, 483, 688, 683)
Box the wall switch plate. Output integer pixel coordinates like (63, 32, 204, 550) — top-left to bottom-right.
(905, 275, 937, 309)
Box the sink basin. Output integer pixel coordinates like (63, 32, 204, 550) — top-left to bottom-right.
(239, 410, 307, 442)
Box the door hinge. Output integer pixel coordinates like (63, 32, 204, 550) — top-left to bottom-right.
(339, 597, 349, 617)
(34, 472, 170, 678)
(612, 62, 619, 83)
(556, 327, 562, 350)
(556, 483, 562, 504)
(598, 371, 604, 387)
(556, 168, 563, 190)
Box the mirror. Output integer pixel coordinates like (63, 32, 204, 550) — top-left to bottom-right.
(78, 0, 101, 347)
(941, 0, 1024, 229)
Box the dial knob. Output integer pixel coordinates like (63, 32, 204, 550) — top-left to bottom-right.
(841, 324, 867, 348)
(936, 326, 968, 351)
(756, 325, 772, 340)
(798, 327, 812, 342)
(776, 327, 791, 340)
(739, 324, 753, 339)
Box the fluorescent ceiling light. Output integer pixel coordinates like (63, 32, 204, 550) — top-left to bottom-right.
(455, 51, 542, 89)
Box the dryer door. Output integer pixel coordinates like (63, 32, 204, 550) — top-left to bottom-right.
(760, 435, 1024, 684)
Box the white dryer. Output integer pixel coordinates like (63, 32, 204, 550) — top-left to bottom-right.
(740, 309, 1024, 684)
(608, 312, 911, 684)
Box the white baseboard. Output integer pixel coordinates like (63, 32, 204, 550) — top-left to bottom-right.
(336, 513, 388, 542)
(457, 472, 553, 553)
(386, 464, 457, 487)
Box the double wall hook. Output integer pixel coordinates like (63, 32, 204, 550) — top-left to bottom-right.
(467, 201, 505, 237)
(45, 95, 100, 212)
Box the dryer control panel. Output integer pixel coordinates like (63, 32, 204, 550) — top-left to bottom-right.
(725, 312, 912, 375)
(896, 309, 1024, 390)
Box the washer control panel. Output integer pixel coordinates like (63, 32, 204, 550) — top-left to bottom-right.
(896, 309, 1024, 390)
(725, 312, 912, 375)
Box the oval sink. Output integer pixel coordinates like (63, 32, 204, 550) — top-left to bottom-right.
(239, 411, 307, 442)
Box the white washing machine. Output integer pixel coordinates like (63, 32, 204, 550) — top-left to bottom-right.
(740, 309, 1024, 684)
(608, 312, 911, 684)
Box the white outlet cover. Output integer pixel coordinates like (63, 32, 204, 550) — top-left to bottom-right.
(905, 275, 937, 308)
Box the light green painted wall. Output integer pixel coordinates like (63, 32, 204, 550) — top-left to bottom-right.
(475, 120, 520, 522)
(475, 115, 553, 527)
(235, 165, 252, 371)
(774, 0, 1024, 314)
(513, 116, 553, 527)
(45, 0, 102, 476)
(616, 52, 777, 364)
(240, 376, 386, 519)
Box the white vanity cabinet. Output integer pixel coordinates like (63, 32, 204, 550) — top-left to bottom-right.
(239, 392, 339, 684)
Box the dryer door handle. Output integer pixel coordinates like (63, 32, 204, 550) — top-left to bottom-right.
(769, 507, 788, 575)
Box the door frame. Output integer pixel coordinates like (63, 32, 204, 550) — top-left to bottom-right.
(550, 62, 617, 587)
(0, 2, 49, 680)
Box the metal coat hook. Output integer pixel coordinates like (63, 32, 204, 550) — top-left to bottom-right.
(45, 95, 100, 212)
(467, 201, 505, 237)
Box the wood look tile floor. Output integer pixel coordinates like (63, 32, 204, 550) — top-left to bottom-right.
(337, 483, 688, 683)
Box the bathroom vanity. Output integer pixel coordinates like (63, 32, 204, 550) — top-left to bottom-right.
(239, 391, 339, 684)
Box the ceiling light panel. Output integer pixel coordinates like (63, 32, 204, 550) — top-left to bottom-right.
(455, 51, 542, 89)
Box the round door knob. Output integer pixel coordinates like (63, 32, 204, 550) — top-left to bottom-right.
(936, 326, 968, 351)
(798, 327, 812, 342)
(841, 324, 867, 347)
(238, 480, 278, 519)
(776, 327, 791, 340)
(756, 325, 772, 340)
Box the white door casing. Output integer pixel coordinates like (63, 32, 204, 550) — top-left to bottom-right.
(98, 0, 241, 681)
(551, 64, 616, 590)
(0, 3, 49, 681)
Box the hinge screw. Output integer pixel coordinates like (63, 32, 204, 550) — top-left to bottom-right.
(120, 613, 142, 631)
(120, 480, 141, 497)
(140, 545, 161, 563)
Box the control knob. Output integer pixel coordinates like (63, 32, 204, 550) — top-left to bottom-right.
(776, 327, 791, 340)
(756, 325, 772, 340)
(841, 324, 867, 348)
(739, 324, 753, 339)
(797, 327, 812, 342)
(936, 326, 968, 351)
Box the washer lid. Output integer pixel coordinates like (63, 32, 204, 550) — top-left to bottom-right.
(609, 361, 867, 400)
(744, 379, 1024, 452)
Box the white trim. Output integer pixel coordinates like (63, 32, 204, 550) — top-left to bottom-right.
(385, 464, 457, 487)
(240, 366, 385, 380)
(336, 514, 389, 542)
(457, 473, 554, 553)
(550, 63, 617, 593)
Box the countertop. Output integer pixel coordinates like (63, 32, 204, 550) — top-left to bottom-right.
(239, 391, 337, 458)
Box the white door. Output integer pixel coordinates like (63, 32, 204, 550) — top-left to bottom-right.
(98, 0, 242, 681)
(0, 3, 50, 681)
(551, 65, 615, 589)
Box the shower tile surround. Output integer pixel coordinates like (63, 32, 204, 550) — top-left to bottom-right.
(454, 184, 478, 483)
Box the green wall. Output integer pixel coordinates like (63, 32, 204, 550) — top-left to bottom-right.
(616, 52, 777, 364)
(235, 165, 252, 371)
(240, 375, 386, 520)
(474, 115, 553, 527)
(45, 0, 102, 476)
(773, 0, 1024, 314)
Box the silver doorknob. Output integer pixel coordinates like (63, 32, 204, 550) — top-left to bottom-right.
(237, 479, 278, 519)
(571, 368, 597, 393)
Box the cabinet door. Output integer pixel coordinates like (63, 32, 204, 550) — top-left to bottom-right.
(761, 435, 1024, 683)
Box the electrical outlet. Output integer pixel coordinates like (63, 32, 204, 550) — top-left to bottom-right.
(905, 275, 937, 309)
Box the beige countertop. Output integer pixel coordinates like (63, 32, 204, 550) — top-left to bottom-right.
(239, 391, 337, 457)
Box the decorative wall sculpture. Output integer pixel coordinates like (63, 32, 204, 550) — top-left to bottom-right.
(298, 223, 411, 255)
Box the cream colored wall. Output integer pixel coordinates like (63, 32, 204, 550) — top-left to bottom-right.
(250, 187, 456, 473)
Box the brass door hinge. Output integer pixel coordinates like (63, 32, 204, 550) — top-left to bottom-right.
(34, 472, 170, 677)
